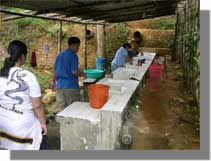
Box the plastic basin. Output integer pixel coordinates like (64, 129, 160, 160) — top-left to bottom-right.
(84, 69, 105, 79)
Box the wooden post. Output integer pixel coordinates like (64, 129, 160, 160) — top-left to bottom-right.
(84, 24, 88, 69)
(97, 24, 105, 58)
(175, 2, 185, 63)
(172, 5, 179, 62)
(58, 21, 62, 54)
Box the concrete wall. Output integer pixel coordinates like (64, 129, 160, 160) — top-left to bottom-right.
(56, 102, 101, 150)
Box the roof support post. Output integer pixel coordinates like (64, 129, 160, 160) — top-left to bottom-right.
(97, 24, 105, 58)
(58, 20, 62, 54)
(84, 24, 88, 69)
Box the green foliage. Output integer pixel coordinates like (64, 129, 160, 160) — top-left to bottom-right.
(193, 106, 200, 132)
(32, 70, 51, 93)
(10, 18, 51, 30)
(0, 17, 53, 93)
(45, 25, 59, 38)
(0, 60, 3, 68)
(105, 23, 129, 72)
(7, 17, 57, 39)
(178, 32, 200, 133)
(154, 16, 176, 30)
(178, 32, 199, 76)
(0, 56, 50, 93)
(23, 55, 51, 93)
(186, 105, 200, 133)
(164, 38, 174, 52)
(9, 8, 26, 12)
(194, 57, 200, 76)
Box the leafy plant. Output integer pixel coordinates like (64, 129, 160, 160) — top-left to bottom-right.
(186, 105, 200, 133)
(23, 55, 51, 93)
(194, 57, 200, 76)
(178, 31, 200, 133)
(105, 23, 129, 72)
(0, 57, 50, 93)
(0, 60, 4, 68)
(154, 16, 176, 30)
(46, 25, 59, 38)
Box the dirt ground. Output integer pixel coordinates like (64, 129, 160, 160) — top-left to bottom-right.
(46, 55, 200, 150)
(131, 55, 200, 150)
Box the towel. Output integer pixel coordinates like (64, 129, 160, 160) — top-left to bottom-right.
(30, 52, 37, 67)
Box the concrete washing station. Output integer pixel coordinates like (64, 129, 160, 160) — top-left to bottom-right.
(56, 53, 156, 150)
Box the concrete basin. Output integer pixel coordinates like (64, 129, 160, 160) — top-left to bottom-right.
(112, 68, 136, 80)
(97, 78, 127, 97)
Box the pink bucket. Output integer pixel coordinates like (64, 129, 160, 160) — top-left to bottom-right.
(149, 64, 163, 81)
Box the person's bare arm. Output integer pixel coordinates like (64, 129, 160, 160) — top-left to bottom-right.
(138, 47, 144, 56)
(31, 97, 47, 135)
(125, 55, 133, 65)
(50, 70, 56, 91)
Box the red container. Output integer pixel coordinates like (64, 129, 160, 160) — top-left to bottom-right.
(149, 64, 163, 81)
(88, 84, 110, 109)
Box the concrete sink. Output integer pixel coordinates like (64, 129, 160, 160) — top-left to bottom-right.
(112, 68, 137, 80)
(97, 78, 127, 97)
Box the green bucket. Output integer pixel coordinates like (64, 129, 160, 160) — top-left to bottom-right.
(84, 69, 105, 79)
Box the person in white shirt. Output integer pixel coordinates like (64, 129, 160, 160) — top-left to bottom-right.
(0, 40, 47, 150)
(111, 43, 133, 72)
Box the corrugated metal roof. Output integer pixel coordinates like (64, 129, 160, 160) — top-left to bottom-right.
(0, 0, 181, 23)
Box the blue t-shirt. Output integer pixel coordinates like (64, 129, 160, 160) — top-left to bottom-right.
(54, 48, 79, 89)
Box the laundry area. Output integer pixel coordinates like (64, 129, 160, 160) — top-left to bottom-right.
(0, 0, 200, 151)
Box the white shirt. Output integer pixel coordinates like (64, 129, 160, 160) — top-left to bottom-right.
(0, 67, 42, 150)
(111, 47, 128, 67)
(0, 67, 41, 116)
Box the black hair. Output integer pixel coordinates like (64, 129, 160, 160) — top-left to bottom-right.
(134, 31, 142, 41)
(68, 37, 81, 46)
(0, 40, 27, 78)
(134, 31, 141, 38)
(123, 43, 132, 49)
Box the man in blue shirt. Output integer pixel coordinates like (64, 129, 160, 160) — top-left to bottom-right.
(111, 43, 133, 72)
(50, 37, 84, 111)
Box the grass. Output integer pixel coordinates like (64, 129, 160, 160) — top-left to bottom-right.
(23, 55, 51, 93)
(154, 16, 176, 30)
(0, 60, 3, 68)
(0, 16, 54, 94)
(0, 58, 51, 94)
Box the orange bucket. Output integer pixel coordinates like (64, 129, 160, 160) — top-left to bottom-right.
(88, 84, 110, 109)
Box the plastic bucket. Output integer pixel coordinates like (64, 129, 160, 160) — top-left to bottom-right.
(96, 57, 105, 70)
(149, 64, 163, 81)
(88, 84, 109, 109)
(147, 79, 161, 91)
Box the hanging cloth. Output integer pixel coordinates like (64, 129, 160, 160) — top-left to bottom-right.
(30, 51, 37, 67)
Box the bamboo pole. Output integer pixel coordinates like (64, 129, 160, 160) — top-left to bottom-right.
(58, 21, 62, 54)
(0, 8, 105, 25)
(97, 24, 105, 58)
(84, 24, 88, 69)
(183, 1, 187, 88)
